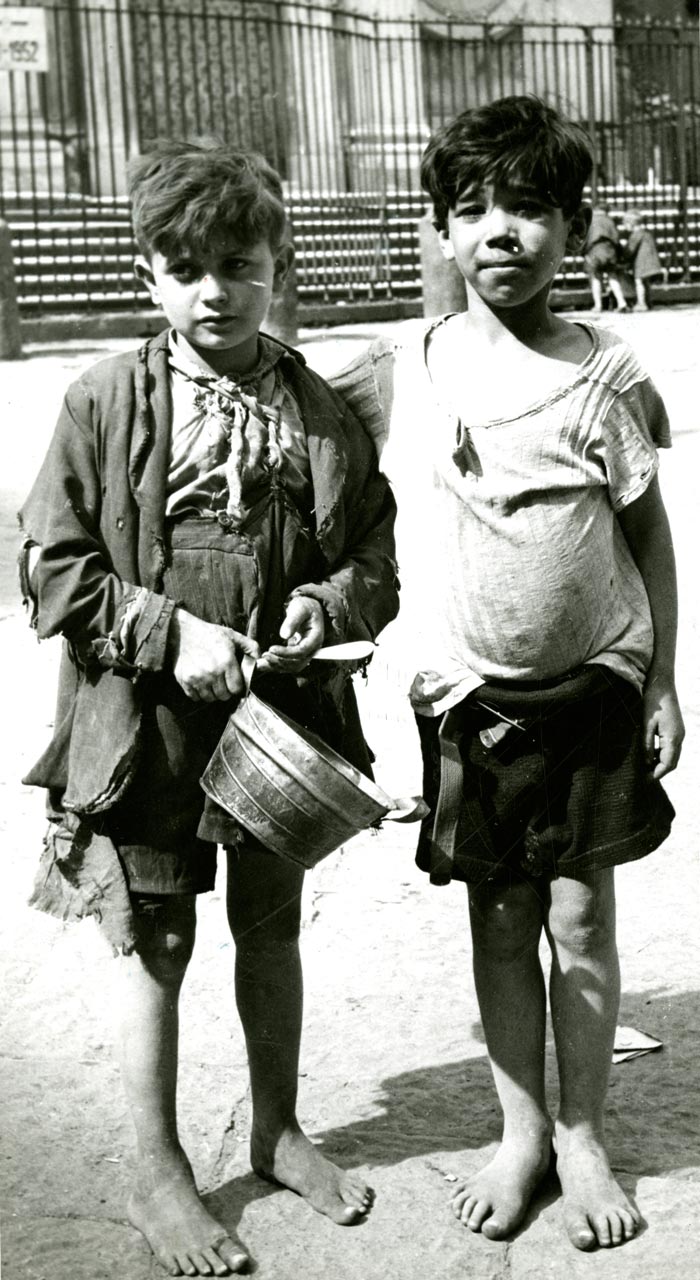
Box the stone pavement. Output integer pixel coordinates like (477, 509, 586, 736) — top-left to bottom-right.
(1, 308, 698, 1279)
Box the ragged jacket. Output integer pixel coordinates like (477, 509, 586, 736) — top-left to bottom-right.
(19, 331, 398, 942)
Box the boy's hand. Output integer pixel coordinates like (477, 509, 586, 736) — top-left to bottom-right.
(643, 672, 685, 779)
(168, 608, 259, 701)
(257, 596, 325, 675)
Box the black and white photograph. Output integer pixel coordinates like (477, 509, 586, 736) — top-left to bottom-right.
(1, 2, 698, 1277)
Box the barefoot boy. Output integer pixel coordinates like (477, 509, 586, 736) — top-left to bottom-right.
(20, 142, 398, 1276)
(335, 96, 683, 1251)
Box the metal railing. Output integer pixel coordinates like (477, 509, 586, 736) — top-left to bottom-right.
(1, 1, 698, 314)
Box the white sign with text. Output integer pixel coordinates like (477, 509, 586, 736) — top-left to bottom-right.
(0, 8, 49, 73)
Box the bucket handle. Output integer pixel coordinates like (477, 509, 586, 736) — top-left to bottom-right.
(238, 655, 428, 826)
(384, 795, 430, 824)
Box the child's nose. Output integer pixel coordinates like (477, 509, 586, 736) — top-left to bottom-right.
(484, 208, 517, 243)
(200, 273, 228, 301)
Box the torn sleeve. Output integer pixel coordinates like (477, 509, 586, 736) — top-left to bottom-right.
(599, 378, 670, 513)
(19, 381, 175, 677)
(89, 586, 176, 677)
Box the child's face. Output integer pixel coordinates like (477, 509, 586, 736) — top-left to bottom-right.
(439, 179, 588, 312)
(135, 233, 292, 374)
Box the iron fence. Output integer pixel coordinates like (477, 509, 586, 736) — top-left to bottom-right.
(1, 0, 698, 314)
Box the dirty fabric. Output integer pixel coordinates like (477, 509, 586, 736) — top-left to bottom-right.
(29, 814, 137, 956)
(106, 514, 374, 890)
(166, 332, 312, 521)
(19, 328, 398, 951)
(415, 666, 674, 887)
(332, 319, 671, 713)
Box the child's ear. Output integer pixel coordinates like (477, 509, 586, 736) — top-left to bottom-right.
(437, 228, 456, 262)
(134, 255, 160, 305)
(567, 206, 592, 253)
(272, 242, 295, 294)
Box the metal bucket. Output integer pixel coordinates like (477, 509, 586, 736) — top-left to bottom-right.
(201, 660, 426, 868)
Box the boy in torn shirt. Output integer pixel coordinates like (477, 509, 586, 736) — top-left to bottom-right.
(19, 141, 398, 1276)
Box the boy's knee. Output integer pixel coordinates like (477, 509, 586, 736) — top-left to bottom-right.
(547, 876, 615, 956)
(133, 895, 196, 980)
(469, 881, 543, 962)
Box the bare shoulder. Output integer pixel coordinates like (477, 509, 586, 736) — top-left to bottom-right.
(547, 316, 595, 366)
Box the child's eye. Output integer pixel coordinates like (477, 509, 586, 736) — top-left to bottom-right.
(456, 205, 485, 221)
(170, 263, 198, 282)
(515, 200, 542, 214)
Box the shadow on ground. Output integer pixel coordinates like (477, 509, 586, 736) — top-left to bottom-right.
(203, 986, 698, 1261)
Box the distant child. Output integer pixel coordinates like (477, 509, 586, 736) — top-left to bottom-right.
(19, 141, 398, 1277)
(334, 96, 684, 1252)
(583, 205, 628, 312)
(622, 210, 665, 310)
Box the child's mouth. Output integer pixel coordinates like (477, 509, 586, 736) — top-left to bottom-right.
(200, 315, 236, 329)
(481, 260, 525, 270)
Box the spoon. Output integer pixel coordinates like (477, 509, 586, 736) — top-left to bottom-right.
(312, 640, 377, 662)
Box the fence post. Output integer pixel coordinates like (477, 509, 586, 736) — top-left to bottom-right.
(675, 22, 691, 282)
(418, 211, 467, 317)
(0, 221, 23, 360)
(584, 27, 599, 206)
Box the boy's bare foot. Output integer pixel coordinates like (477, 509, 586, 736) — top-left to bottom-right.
(128, 1153, 249, 1276)
(451, 1133, 552, 1239)
(555, 1125, 641, 1250)
(252, 1123, 374, 1224)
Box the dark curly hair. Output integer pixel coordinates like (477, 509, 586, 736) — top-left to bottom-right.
(128, 139, 287, 259)
(420, 96, 593, 231)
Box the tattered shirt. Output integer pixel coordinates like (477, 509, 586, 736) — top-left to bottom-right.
(20, 329, 399, 950)
(333, 319, 671, 715)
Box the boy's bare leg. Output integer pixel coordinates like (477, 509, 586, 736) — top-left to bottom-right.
(608, 275, 629, 311)
(634, 278, 650, 311)
(590, 277, 604, 313)
(451, 880, 552, 1239)
(226, 847, 374, 1224)
(546, 869, 640, 1250)
(117, 896, 249, 1276)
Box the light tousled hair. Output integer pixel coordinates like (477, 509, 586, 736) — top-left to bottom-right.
(128, 139, 287, 259)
